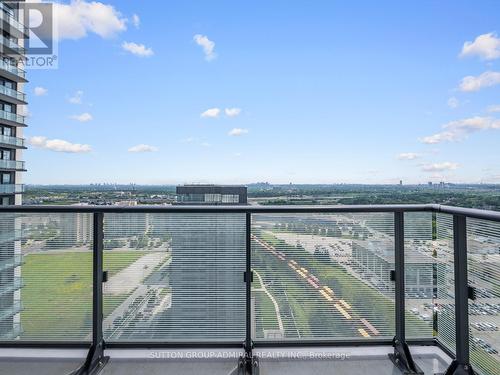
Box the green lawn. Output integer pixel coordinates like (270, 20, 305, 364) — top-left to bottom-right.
(20, 250, 145, 340)
(254, 291, 279, 331)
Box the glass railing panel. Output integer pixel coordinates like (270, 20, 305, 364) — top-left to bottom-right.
(0, 35, 24, 54)
(0, 85, 25, 101)
(0, 59, 26, 79)
(251, 212, 395, 341)
(0, 110, 25, 124)
(0, 134, 25, 147)
(0, 212, 93, 342)
(467, 218, 500, 375)
(0, 276, 23, 296)
(102, 212, 246, 342)
(0, 254, 22, 271)
(435, 213, 456, 353)
(0, 184, 25, 194)
(0, 3, 27, 35)
(404, 212, 435, 339)
(0, 159, 25, 170)
(0, 322, 22, 339)
(0, 301, 22, 320)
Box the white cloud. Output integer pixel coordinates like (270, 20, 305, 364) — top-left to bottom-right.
(122, 41, 154, 57)
(128, 144, 158, 153)
(131, 14, 140, 28)
(69, 90, 84, 104)
(397, 153, 420, 160)
(459, 71, 500, 92)
(421, 116, 500, 144)
(225, 108, 241, 117)
(460, 32, 500, 60)
(201, 142, 211, 147)
(487, 104, 500, 113)
(447, 97, 459, 109)
(228, 128, 249, 136)
(421, 162, 459, 172)
(34, 86, 48, 96)
(70, 112, 93, 122)
(53, 0, 127, 41)
(29, 136, 92, 153)
(193, 34, 217, 61)
(200, 108, 220, 118)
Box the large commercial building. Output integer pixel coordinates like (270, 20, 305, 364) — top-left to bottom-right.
(176, 184, 247, 205)
(167, 185, 247, 339)
(0, 1, 27, 340)
(352, 240, 436, 297)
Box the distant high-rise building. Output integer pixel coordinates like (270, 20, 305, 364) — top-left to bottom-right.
(176, 184, 247, 205)
(0, 0, 28, 339)
(167, 185, 247, 339)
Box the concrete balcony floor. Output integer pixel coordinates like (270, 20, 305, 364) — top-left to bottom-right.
(0, 345, 452, 375)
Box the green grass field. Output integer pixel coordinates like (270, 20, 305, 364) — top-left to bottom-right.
(254, 291, 279, 331)
(20, 250, 144, 340)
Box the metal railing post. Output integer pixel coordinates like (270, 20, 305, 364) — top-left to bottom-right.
(92, 212, 106, 352)
(389, 211, 423, 374)
(441, 215, 476, 374)
(70, 212, 109, 375)
(239, 212, 258, 374)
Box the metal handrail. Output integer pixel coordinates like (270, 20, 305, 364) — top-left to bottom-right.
(0, 203, 498, 222)
(0, 203, 436, 213)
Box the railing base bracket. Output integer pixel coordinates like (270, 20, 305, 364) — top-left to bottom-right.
(238, 354, 259, 375)
(437, 360, 476, 375)
(69, 340, 109, 375)
(388, 338, 423, 374)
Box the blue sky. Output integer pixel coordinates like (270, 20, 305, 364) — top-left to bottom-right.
(25, 0, 500, 185)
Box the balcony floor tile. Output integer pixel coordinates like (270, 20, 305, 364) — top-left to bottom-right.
(0, 358, 81, 375)
(0, 346, 452, 375)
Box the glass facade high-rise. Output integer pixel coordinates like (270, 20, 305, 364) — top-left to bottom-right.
(176, 185, 247, 205)
(168, 185, 247, 339)
(0, 0, 27, 340)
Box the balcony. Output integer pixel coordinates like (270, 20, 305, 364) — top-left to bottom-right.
(0, 277, 23, 297)
(0, 255, 23, 272)
(0, 322, 23, 340)
(0, 159, 25, 171)
(0, 84, 26, 104)
(0, 134, 25, 149)
(0, 59, 26, 82)
(0, 110, 26, 127)
(0, 204, 497, 375)
(0, 35, 25, 57)
(0, 2, 28, 38)
(0, 184, 25, 194)
(0, 302, 23, 321)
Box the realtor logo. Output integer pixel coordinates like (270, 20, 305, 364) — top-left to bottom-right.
(2, 1, 58, 69)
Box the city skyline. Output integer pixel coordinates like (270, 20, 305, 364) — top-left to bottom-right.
(25, 0, 500, 185)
